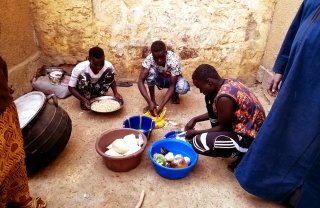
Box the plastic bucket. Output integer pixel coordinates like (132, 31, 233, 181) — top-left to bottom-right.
(123, 115, 155, 140)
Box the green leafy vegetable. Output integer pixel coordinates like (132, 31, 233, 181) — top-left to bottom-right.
(153, 153, 166, 166)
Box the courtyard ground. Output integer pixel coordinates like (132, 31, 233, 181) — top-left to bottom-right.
(27, 82, 285, 208)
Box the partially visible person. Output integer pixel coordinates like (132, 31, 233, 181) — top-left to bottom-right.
(235, 1, 320, 207)
(0, 56, 47, 208)
(68, 46, 122, 110)
(138, 40, 190, 116)
(184, 64, 265, 172)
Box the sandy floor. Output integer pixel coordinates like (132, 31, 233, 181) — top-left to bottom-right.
(26, 83, 285, 208)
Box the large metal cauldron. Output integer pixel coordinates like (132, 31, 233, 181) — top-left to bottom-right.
(14, 91, 72, 173)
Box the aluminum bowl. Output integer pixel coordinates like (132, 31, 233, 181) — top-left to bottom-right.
(90, 96, 124, 113)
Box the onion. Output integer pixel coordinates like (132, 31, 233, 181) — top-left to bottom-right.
(165, 152, 174, 162)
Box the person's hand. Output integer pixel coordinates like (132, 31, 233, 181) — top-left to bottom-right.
(185, 118, 196, 131)
(83, 99, 91, 110)
(185, 129, 197, 139)
(155, 105, 164, 117)
(114, 92, 123, 100)
(9, 85, 14, 94)
(267, 73, 283, 97)
(148, 102, 158, 117)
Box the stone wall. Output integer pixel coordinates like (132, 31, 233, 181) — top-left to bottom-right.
(257, 0, 302, 103)
(29, 0, 277, 85)
(0, 0, 42, 98)
(1, 0, 303, 99)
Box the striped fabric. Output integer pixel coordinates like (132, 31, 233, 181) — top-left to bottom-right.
(191, 131, 250, 158)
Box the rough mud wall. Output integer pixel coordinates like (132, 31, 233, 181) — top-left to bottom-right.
(29, 0, 276, 85)
(0, 0, 41, 98)
(257, 0, 302, 103)
(261, 0, 302, 71)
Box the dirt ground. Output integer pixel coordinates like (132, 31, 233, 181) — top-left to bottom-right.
(26, 82, 285, 208)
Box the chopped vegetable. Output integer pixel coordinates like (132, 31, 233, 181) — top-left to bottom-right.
(184, 156, 191, 165)
(153, 153, 166, 166)
(154, 147, 190, 168)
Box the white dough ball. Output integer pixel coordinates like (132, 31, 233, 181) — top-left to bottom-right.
(123, 134, 138, 148)
(112, 139, 130, 154)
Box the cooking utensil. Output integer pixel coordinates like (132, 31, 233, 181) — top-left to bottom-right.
(90, 96, 124, 113)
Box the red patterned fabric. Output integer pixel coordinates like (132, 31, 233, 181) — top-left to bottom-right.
(213, 78, 265, 138)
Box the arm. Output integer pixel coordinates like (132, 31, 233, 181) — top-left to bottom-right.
(185, 96, 235, 138)
(68, 86, 91, 109)
(105, 66, 122, 100)
(157, 51, 182, 114)
(185, 113, 210, 130)
(111, 80, 123, 100)
(138, 67, 157, 112)
(267, 73, 283, 97)
(268, 2, 305, 97)
(157, 75, 178, 114)
(68, 63, 92, 109)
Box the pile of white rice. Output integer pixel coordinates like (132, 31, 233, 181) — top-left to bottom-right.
(91, 99, 120, 112)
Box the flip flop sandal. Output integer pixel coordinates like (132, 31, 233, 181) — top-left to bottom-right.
(18, 197, 47, 208)
(116, 81, 133, 87)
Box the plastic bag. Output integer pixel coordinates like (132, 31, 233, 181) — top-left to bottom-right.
(32, 74, 71, 99)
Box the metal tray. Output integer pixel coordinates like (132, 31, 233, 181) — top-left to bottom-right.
(90, 96, 124, 113)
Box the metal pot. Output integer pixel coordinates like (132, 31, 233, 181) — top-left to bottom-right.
(14, 92, 72, 173)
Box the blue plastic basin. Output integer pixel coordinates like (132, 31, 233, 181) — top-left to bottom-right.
(148, 138, 198, 180)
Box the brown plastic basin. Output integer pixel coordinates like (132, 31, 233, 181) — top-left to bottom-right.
(95, 128, 148, 172)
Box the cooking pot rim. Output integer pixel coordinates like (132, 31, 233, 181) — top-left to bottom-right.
(14, 91, 47, 129)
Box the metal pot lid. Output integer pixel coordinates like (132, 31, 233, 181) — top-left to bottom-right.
(14, 91, 46, 129)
